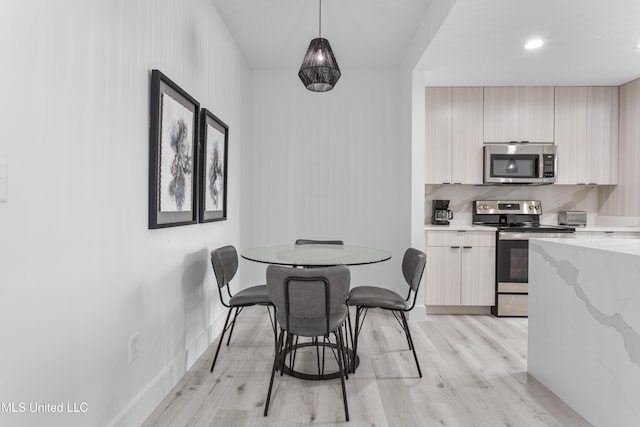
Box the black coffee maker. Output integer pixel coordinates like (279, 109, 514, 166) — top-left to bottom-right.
(431, 200, 453, 225)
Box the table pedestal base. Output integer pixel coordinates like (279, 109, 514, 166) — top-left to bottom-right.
(278, 341, 359, 380)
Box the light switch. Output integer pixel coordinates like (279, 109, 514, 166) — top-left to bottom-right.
(0, 160, 7, 202)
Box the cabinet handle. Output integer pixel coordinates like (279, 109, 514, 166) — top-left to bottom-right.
(463, 246, 472, 249)
(442, 182, 451, 184)
(451, 246, 460, 249)
(588, 183, 597, 185)
(457, 230, 467, 233)
(453, 182, 462, 185)
(577, 183, 587, 185)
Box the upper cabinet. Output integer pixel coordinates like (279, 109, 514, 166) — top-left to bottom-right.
(483, 86, 555, 143)
(425, 87, 483, 184)
(555, 86, 618, 185)
(426, 85, 620, 186)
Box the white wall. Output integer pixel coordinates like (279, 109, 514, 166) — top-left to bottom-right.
(0, 1, 249, 426)
(242, 69, 407, 291)
(404, 0, 458, 318)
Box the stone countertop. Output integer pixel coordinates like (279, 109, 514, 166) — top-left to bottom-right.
(534, 236, 640, 256)
(528, 237, 640, 427)
(572, 226, 640, 233)
(424, 224, 497, 231)
(425, 224, 640, 233)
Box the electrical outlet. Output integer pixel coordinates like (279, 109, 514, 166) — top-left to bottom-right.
(555, 198, 562, 208)
(129, 333, 140, 363)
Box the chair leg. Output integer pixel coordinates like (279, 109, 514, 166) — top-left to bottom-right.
(266, 305, 277, 352)
(400, 311, 422, 378)
(334, 331, 350, 422)
(352, 306, 366, 373)
(265, 328, 285, 416)
(338, 326, 349, 380)
(226, 307, 241, 346)
(210, 308, 233, 373)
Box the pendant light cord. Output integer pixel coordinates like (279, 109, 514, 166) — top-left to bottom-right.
(319, 0, 322, 38)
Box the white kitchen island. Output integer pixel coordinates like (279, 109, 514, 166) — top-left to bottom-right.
(528, 238, 640, 427)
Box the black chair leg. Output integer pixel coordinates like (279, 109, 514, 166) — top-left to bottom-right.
(226, 307, 241, 345)
(400, 311, 422, 378)
(269, 306, 277, 351)
(334, 331, 350, 422)
(338, 326, 349, 380)
(265, 328, 285, 416)
(352, 306, 365, 373)
(210, 308, 233, 373)
(346, 310, 354, 373)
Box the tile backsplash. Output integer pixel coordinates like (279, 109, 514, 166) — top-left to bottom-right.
(425, 184, 602, 226)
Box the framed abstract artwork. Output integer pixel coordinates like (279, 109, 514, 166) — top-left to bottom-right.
(149, 69, 199, 229)
(199, 109, 228, 222)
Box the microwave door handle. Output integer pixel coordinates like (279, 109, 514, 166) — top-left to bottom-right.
(535, 156, 540, 178)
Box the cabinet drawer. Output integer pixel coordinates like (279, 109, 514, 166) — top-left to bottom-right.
(426, 230, 495, 247)
(496, 294, 528, 317)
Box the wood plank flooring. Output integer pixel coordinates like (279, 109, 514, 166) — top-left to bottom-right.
(142, 309, 591, 427)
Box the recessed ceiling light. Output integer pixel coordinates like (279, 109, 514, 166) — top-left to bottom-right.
(525, 39, 544, 50)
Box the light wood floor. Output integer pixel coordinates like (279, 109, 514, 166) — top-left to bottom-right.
(143, 309, 591, 427)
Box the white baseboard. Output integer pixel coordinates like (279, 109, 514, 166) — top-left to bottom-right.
(407, 303, 427, 321)
(108, 312, 226, 427)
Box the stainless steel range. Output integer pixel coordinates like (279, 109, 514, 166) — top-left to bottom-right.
(472, 200, 575, 317)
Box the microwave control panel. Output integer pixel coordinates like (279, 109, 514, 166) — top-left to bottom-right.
(542, 154, 555, 178)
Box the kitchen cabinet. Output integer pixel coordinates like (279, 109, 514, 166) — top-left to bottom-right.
(425, 230, 495, 306)
(425, 87, 483, 184)
(555, 86, 618, 185)
(483, 86, 554, 143)
(600, 79, 640, 216)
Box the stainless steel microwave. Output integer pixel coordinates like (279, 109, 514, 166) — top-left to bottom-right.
(483, 143, 556, 184)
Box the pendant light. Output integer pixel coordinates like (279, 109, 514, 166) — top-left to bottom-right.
(298, 0, 341, 92)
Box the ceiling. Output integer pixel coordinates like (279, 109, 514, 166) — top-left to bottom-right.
(213, 0, 640, 86)
(212, 0, 431, 69)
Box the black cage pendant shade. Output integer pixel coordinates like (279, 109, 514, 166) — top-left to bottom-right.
(298, 0, 341, 92)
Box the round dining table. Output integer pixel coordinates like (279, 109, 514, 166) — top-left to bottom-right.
(240, 243, 391, 267)
(241, 243, 391, 379)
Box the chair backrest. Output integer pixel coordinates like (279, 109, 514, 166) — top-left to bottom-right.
(402, 248, 427, 309)
(210, 245, 239, 289)
(266, 265, 350, 337)
(295, 239, 344, 245)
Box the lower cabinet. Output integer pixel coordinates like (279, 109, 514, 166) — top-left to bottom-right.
(425, 230, 495, 306)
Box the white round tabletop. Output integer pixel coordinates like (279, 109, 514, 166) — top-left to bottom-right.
(241, 244, 391, 267)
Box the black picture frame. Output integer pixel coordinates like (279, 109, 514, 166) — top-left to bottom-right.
(199, 109, 228, 222)
(149, 69, 199, 229)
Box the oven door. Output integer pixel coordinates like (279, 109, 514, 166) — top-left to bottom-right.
(496, 237, 529, 293)
(494, 232, 533, 317)
(494, 231, 574, 317)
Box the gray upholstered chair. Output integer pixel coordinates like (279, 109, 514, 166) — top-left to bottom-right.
(347, 247, 426, 377)
(264, 265, 351, 421)
(295, 239, 344, 245)
(209, 245, 275, 373)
